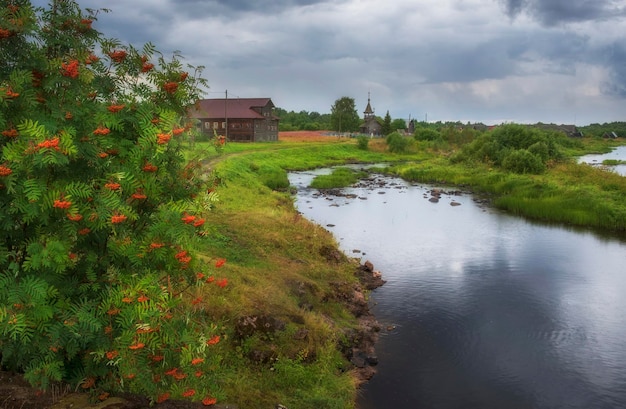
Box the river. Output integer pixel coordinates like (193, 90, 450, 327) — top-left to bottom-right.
(289, 168, 626, 409)
(578, 145, 626, 176)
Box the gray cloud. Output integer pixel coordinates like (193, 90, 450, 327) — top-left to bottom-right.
(502, 0, 525, 17)
(601, 42, 626, 97)
(171, 0, 330, 18)
(501, 0, 626, 25)
(210, 0, 325, 11)
(27, 0, 626, 124)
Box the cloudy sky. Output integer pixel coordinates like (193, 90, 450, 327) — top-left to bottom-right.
(34, 0, 626, 125)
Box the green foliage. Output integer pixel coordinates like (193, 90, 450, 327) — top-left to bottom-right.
(501, 149, 546, 174)
(329, 97, 360, 133)
(391, 118, 407, 131)
(602, 159, 626, 166)
(579, 121, 626, 138)
(451, 124, 568, 173)
(381, 110, 392, 136)
(414, 127, 441, 142)
(257, 166, 290, 191)
(0, 1, 226, 405)
(309, 167, 366, 189)
(356, 135, 369, 150)
(269, 346, 354, 409)
(389, 154, 626, 232)
(441, 126, 479, 145)
(386, 131, 410, 153)
(275, 108, 330, 131)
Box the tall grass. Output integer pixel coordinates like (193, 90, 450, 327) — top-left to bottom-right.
(310, 168, 367, 189)
(389, 159, 626, 232)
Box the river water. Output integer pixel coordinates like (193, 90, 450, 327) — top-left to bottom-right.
(289, 168, 626, 409)
(578, 145, 626, 176)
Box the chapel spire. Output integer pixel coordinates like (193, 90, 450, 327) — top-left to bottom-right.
(364, 91, 374, 118)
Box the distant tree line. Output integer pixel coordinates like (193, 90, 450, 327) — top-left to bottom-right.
(274, 108, 331, 131)
(276, 97, 409, 135)
(278, 99, 626, 140)
(578, 122, 626, 138)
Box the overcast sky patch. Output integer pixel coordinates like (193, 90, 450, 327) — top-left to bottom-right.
(30, 0, 626, 125)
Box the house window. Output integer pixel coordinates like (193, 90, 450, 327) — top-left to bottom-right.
(204, 122, 211, 129)
(222, 122, 226, 129)
(213, 122, 218, 129)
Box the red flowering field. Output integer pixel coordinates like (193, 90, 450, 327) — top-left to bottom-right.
(279, 130, 350, 142)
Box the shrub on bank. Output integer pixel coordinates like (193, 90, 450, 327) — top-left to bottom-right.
(0, 1, 228, 405)
(356, 135, 369, 150)
(386, 131, 410, 153)
(452, 124, 569, 173)
(414, 127, 442, 142)
(501, 149, 546, 174)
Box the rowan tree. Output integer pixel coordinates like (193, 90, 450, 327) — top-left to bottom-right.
(0, 1, 225, 405)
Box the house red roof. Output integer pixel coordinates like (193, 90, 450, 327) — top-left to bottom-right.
(189, 98, 275, 119)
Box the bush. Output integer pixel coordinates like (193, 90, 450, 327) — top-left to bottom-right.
(443, 126, 478, 145)
(414, 128, 441, 142)
(528, 141, 549, 162)
(501, 149, 546, 174)
(0, 2, 226, 405)
(356, 135, 369, 150)
(454, 124, 567, 172)
(386, 131, 410, 153)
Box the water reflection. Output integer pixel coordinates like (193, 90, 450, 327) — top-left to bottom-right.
(289, 169, 626, 409)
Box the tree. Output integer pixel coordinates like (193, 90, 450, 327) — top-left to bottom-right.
(275, 108, 330, 131)
(391, 118, 407, 131)
(0, 1, 225, 404)
(381, 110, 392, 135)
(330, 96, 360, 133)
(414, 127, 442, 141)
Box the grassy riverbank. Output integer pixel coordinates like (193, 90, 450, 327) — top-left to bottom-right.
(184, 133, 625, 407)
(174, 138, 411, 409)
(386, 145, 626, 233)
(145, 133, 626, 408)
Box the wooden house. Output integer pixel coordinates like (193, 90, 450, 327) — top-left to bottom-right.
(189, 98, 279, 142)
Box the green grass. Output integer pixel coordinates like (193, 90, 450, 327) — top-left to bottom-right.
(310, 168, 367, 189)
(180, 135, 626, 409)
(388, 158, 626, 232)
(562, 136, 624, 157)
(602, 159, 626, 166)
(188, 141, 383, 408)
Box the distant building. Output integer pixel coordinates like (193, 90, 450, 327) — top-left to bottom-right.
(359, 94, 382, 136)
(408, 119, 416, 134)
(188, 98, 279, 142)
(534, 123, 583, 137)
